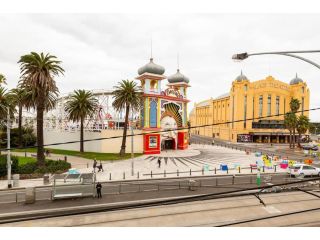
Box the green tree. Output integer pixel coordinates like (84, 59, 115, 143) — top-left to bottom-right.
(18, 52, 64, 166)
(296, 115, 310, 147)
(289, 98, 301, 148)
(0, 74, 7, 85)
(284, 112, 296, 149)
(65, 90, 98, 152)
(0, 87, 10, 120)
(8, 87, 31, 147)
(112, 80, 142, 157)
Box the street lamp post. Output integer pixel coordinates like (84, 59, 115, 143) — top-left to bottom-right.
(232, 50, 320, 70)
(131, 108, 134, 176)
(7, 107, 12, 189)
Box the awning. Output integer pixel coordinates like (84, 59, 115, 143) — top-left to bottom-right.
(249, 132, 291, 136)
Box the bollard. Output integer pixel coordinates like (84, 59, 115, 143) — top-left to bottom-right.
(238, 166, 241, 174)
(151, 171, 153, 178)
(274, 165, 277, 172)
(250, 166, 253, 173)
(177, 170, 179, 177)
(202, 167, 204, 175)
(123, 172, 125, 180)
(227, 168, 229, 174)
(109, 173, 111, 180)
(263, 166, 265, 173)
(214, 167, 216, 174)
(190, 169, 192, 176)
(137, 172, 140, 179)
(232, 175, 235, 185)
(87, 163, 89, 168)
(16, 192, 18, 203)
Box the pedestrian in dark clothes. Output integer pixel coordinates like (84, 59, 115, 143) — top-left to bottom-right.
(98, 162, 104, 172)
(96, 182, 102, 198)
(158, 158, 161, 168)
(93, 159, 97, 173)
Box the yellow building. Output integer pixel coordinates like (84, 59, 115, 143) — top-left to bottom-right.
(190, 73, 310, 143)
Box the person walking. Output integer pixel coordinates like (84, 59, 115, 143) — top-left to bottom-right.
(93, 159, 97, 173)
(158, 158, 161, 168)
(96, 182, 102, 198)
(98, 162, 104, 172)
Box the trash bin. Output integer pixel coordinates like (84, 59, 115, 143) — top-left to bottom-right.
(12, 174, 20, 187)
(220, 164, 228, 171)
(25, 187, 35, 204)
(188, 180, 196, 191)
(43, 174, 50, 185)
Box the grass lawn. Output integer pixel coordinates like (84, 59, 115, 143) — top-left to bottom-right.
(14, 148, 143, 161)
(16, 156, 36, 166)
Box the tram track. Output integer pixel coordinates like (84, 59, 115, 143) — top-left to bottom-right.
(0, 177, 319, 225)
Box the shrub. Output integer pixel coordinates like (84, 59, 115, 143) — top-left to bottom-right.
(0, 155, 19, 177)
(0, 155, 71, 176)
(45, 160, 71, 173)
(18, 162, 37, 174)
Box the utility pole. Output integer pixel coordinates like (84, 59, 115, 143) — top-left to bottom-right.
(7, 107, 12, 188)
(131, 108, 134, 176)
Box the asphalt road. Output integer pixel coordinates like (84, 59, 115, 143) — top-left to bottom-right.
(3, 191, 320, 227)
(0, 172, 314, 216)
(191, 134, 320, 164)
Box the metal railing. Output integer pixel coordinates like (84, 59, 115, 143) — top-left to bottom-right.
(0, 174, 292, 204)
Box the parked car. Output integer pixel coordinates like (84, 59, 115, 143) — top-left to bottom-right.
(288, 164, 320, 178)
(301, 144, 318, 151)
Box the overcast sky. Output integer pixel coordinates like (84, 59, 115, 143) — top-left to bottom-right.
(0, 14, 320, 121)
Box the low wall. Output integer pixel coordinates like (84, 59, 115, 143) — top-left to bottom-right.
(44, 129, 144, 153)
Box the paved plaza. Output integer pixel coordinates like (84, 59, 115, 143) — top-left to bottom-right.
(0, 144, 287, 189)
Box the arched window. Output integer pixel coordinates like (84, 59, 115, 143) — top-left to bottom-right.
(150, 80, 157, 90)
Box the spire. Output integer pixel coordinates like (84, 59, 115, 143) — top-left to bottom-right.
(177, 52, 180, 71)
(150, 37, 153, 59)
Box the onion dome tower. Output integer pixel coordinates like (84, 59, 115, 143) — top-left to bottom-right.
(235, 70, 249, 82)
(290, 73, 303, 85)
(138, 58, 165, 75)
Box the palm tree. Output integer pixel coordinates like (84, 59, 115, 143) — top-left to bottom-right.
(65, 90, 98, 152)
(289, 98, 301, 113)
(8, 88, 29, 147)
(284, 112, 296, 149)
(18, 52, 64, 166)
(112, 80, 142, 157)
(296, 115, 310, 148)
(289, 98, 301, 148)
(0, 74, 7, 85)
(0, 87, 10, 120)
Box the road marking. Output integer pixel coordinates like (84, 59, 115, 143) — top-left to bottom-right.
(263, 205, 282, 214)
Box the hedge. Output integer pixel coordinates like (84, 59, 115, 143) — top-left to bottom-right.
(0, 155, 19, 177)
(0, 155, 71, 177)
